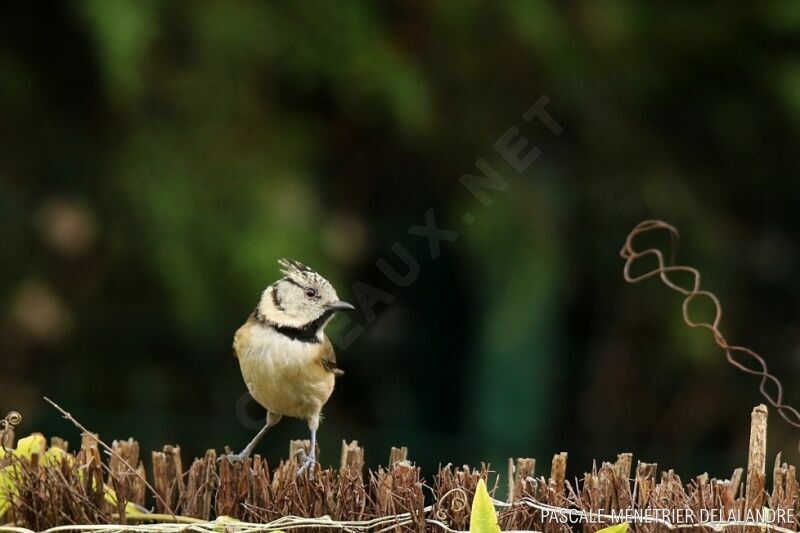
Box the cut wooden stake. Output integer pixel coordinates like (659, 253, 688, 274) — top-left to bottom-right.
(635, 461, 657, 507)
(248, 456, 270, 522)
(50, 437, 69, 451)
(615, 453, 632, 480)
(110, 439, 144, 506)
(340, 440, 364, 473)
(81, 432, 99, 454)
(216, 455, 247, 519)
(80, 432, 101, 470)
(134, 462, 147, 507)
(110, 439, 140, 473)
(152, 445, 185, 514)
(545, 453, 567, 533)
(718, 478, 735, 519)
(373, 458, 424, 530)
(614, 453, 633, 510)
(745, 404, 768, 515)
(508, 457, 535, 504)
(549, 452, 567, 501)
(730, 467, 744, 500)
(507, 459, 515, 504)
(184, 449, 217, 520)
(152, 449, 168, 514)
(769, 452, 798, 530)
(389, 446, 408, 465)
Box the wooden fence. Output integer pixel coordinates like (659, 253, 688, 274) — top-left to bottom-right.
(0, 404, 797, 532)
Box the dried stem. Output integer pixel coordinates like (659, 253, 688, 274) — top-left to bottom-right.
(42, 397, 174, 516)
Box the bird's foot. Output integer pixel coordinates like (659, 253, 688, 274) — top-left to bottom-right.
(296, 453, 317, 477)
(218, 451, 250, 464)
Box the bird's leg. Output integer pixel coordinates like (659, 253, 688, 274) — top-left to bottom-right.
(223, 411, 281, 463)
(296, 428, 317, 475)
(297, 415, 319, 476)
(228, 425, 269, 462)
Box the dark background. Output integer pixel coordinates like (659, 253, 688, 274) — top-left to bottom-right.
(3, 1, 800, 481)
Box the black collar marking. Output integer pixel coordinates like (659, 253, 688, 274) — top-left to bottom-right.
(254, 308, 335, 344)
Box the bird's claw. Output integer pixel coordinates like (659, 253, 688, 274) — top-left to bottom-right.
(218, 452, 249, 464)
(296, 453, 317, 477)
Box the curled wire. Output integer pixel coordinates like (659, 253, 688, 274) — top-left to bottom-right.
(1, 411, 22, 453)
(433, 487, 470, 520)
(620, 220, 800, 437)
(1, 412, 22, 431)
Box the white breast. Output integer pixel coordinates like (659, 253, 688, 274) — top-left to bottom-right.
(237, 324, 333, 419)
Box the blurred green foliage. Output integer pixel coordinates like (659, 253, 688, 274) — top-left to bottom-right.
(2, 1, 800, 479)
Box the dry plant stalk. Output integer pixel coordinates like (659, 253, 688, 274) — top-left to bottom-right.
(42, 397, 173, 515)
(3, 435, 799, 532)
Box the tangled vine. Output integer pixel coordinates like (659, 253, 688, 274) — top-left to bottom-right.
(620, 219, 800, 436)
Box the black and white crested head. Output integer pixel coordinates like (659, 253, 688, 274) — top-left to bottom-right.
(256, 259, 354, 339)
(278, 259, 328, 289)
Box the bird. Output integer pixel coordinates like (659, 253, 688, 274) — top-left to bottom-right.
(227, 258, 354, 475)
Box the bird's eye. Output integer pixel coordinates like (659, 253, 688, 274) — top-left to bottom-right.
(305, 288, 317, 298)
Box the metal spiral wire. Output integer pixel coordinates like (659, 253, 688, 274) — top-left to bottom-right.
(620, 220, 800, 436)
(0, 411, 21, 434)
(1, 410, 22, 454)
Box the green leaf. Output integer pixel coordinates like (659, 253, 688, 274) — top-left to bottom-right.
(0, 465, 15, 517)
(469, 478, 500, 533)
(596, 524, 629, 533)
(0, 462, 21, 520)
(0, 434, 48, 520)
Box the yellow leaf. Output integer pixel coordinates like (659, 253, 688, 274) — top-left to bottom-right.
(43, 446, 72, 467)
(0, 434, 151, 521)
(0, 435, 69, 520)
(470, 478, 500, 533)
(596, 523, 629, 533)
(103, 485, 147, 515)
(12, 434, 46, 460)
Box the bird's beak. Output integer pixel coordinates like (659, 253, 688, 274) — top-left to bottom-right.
(326, 300, 355, 311)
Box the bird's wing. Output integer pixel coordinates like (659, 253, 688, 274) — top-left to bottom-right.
(232, 317, 256, 359)
(320, 336, 344, 376)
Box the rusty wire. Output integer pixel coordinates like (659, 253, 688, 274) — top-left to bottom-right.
(620, 219, 800, 437)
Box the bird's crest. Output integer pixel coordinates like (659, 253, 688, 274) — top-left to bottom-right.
(278, 258, 324, 285)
